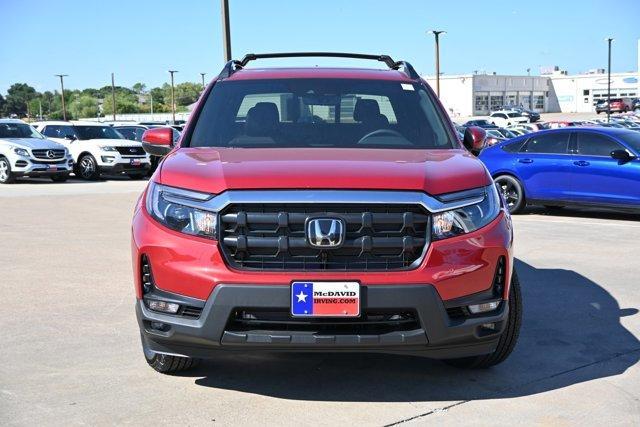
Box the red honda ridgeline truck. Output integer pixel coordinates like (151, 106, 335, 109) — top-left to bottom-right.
(132, 53, 521, 374)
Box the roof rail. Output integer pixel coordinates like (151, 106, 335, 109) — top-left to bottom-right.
(215, 52, 421, 80)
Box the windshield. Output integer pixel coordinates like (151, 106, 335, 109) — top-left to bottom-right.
(74, 126, 123, 140)
(618, 131, 640, 155)
(0, 123, 43, 139)
(188, 79, 455, 149)
(507, 113, 521, 118)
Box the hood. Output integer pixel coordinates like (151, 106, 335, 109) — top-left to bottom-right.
(81, 138, 142, 147)
(0, 137, 66, 150)
(158, 148, 491, 196)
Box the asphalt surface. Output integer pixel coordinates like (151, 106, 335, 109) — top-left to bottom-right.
(1, 178, 639, 426)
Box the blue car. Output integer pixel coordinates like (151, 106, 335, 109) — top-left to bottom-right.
(479, 127, 640, 213)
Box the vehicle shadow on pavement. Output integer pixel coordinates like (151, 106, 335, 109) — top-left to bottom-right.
(187, 259, 640, 401)
(524, 206, 639, 222)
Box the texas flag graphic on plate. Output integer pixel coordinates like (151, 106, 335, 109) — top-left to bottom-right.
(291, 282, 360, 317)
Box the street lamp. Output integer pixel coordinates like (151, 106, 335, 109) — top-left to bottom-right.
(54, 74, 68, 121)
(200, 72, 207, 91)
(111, 73, 117, 121)
(605, 37, 614, 123)
(168, 70, 178, 124)
(221, 0, 232, 61)
(427, 30, 446, 97)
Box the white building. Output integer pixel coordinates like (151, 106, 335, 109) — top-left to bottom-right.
(546, 69, 638, 113)
(424, 73, 550, 117)
(424, 41, 640, 118)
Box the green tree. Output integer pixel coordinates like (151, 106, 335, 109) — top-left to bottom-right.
(0, 94, 6, 116)
(5, 83, 37, 117)
(102, 92, 140, 116)
(132, 82, 146, 94)
(70, 95, 100, 119)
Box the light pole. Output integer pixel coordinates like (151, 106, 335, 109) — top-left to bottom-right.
(605, 37, 614, 123)
(200, 72, 207, 90)
(111, 73, 117, 121)
(168, 70, 178, 124)
(55, 74, 68, 120)
(427, 30, 446, 97)
(221, 0, 232, 61)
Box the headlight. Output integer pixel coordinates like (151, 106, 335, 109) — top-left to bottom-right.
(432, 184, 501, 240)
(100, 146, 118, 151)
(13, 147, 29, 156)
(145, 182, 217, 239)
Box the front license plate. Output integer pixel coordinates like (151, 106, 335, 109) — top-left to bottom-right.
(291, 282, 360, 317)
(48, 165, 57, 171)
(130, 159, 141, 166)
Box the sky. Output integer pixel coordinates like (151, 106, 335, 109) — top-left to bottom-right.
(1, 0, 639, 94)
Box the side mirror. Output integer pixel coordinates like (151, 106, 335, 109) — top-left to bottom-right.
(141, 127, 174, 156)
(610, 149, 634, 162)
(463, 126, 487, 155)
(65, 134, 76, 141)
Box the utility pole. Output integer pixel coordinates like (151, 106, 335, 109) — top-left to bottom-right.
(200, 72, 207, 90)
(427, 30, 446, 97)
(605, 37, 614, 123)
(55, 74, 68, 121)
(221, 0, 232, 61)
(38, 99, 42, 120)
(111, 73, 117, 121)
(149, 93, 154, 120)
(168, 70, 178, 124)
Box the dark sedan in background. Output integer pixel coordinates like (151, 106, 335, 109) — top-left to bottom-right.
(479, 128, 640, 213)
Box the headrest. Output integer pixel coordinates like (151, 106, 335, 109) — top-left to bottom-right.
(353, 99, 381, 122)
(245, 102, 279, 136)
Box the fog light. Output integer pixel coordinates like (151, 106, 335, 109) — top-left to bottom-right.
(147, 300, 180, 314)
(481, 322, 496, 330)
(468, 301, 500, 314)
(101, 156, 116, 163)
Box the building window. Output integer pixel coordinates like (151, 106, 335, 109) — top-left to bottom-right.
(583, 90, 590, 96)
(534, 95, 544, 109)
(474, 94, 489, 114)
(490, 95, 504, 111)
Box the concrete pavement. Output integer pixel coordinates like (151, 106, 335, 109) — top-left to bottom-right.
(0, 180, 639, 426)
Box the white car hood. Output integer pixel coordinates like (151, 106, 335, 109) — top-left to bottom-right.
(0, 137, 67, 150)
(80, 138, 143, 147)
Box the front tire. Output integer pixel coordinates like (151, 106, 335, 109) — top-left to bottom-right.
(142, 338, 200, 374)
(445, 270, 522, 369)
(0, 157, 15, 184)
(494, 175, 525, 214)
(75, 154, 99, 180)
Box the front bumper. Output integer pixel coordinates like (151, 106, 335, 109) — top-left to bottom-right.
(12, 156, 74, 177)
(100, 160, 150, 175)
(138, 284, 508, 359)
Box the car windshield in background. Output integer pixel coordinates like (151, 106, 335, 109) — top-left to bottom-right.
(189, 79, 454, 149)
(74, 126, 124, 140)
(507, 113, 521, 118)
(618, 131, 640, 154)
(0, 123, 43, 139)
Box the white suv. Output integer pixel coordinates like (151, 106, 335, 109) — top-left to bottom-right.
(489, 111, 529, 127)
(0, 119, 74, 184)
(32, 121, 151, 180)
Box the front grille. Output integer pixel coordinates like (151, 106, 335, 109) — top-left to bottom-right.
(115, 146, 145, 156)
(219, 203, 430, 271)
(32, 149, 65, 160)
(30, 159, 68, 165)
(226, 309, 420, 335)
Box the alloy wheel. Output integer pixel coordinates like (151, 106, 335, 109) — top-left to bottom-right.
(496, 179, 520, 209)
(0, 159, 9, 182)
(80, 157, 95, 179)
